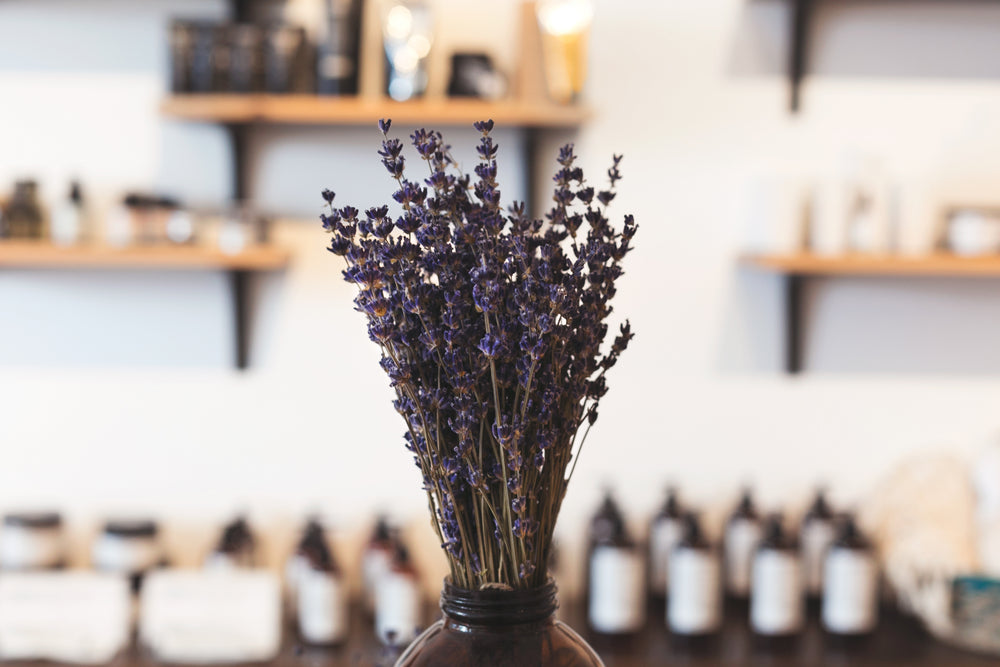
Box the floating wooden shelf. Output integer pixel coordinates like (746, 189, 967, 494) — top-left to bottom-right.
(742, 252, 1000, 374)
(742, 252, 1000, 276)
(160, 95, 591, 128)
(0, 241, 291, 370)
(0, 241, 291, 271)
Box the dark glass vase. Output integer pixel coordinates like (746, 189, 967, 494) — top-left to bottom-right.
(395, 578, 604, 667)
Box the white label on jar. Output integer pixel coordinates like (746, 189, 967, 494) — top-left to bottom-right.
(92, 535, 159, 575)
(822, 549, 878, 634)
(801, 520, 835, 596)
(139, 570, 281, 663)
(750, 550, 803, 635)
(588, 546, 645, 634)
(297, 569, 347, 645)
(724, 519, 761, 597)
(0, 572, 131, 663)
(0, 526, 64, 570)
(649, 518, 684, 595)
(668, 548, 721, 635)
(375, 571, 421, 647)
(362, 548, 392, 612)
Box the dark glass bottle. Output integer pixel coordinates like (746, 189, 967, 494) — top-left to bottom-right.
(583, 492, 624, 613)
(667, 512, 721, 638)
(750, 513, 803, 640)
(822, 514, 878, 636)
(396, 578, 604, 667)
(801, 489, 836, 602)
(206, 516, 256, 569)
(317, 0, 362, 95)
(3, 180, 45, 239)
(296, 521, 348, 646)
(648, 486, 684, 600)
(587, 500, 644, 635)
(723, 488, 761, 601)
(362, 516, 396, 614)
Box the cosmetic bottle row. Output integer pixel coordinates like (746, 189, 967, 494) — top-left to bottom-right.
(0, 512, 422, 650)
(170, 4, 362, 96)
(584, 489, 880, 641)
(0, 179, 267, 253)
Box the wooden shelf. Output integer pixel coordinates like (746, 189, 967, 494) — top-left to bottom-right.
(0, 241, 291, 271)
(742, 253, 1000, 277)
(0, 241, 291, 369)
(742, 252, 1000, 374)
(160, 95, 591, 128)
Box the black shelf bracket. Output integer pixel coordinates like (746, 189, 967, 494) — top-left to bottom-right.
(230, 269, 251, 370)
(784, 274, 806, 373)
(789, 0, 815, 112)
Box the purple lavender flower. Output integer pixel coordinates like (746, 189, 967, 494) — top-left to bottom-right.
(321, 120, 635, 590)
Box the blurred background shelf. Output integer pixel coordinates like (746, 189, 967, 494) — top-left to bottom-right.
(160, 95, 591, 128)
(742, 253, 1000, 277)
(742, 253, 1000, 374)
(0, 241, 291, 370)
(0, 241, 291, 271)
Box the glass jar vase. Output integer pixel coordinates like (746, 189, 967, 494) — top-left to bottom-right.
(395, 577, 603, 667)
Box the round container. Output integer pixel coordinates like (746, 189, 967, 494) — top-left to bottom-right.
(0, 512, 64, 570)
(396, 578, 602, 667)
(92, 519, 162, 576)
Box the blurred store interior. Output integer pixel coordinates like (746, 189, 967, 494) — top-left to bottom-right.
(3, 0, 1000, 663)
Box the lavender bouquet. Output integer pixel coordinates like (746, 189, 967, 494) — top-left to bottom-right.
(322, 119, 635, 590)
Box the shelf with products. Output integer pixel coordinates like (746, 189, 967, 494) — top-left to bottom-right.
(0, 241, 291, 369)
(159, 95, 591, 128)
(741, 252, 1000, 373)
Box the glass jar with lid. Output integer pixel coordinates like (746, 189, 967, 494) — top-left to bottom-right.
(0, 512, 65, 570)
(92, 519, 164, 591)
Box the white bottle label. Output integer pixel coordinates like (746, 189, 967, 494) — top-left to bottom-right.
(375, 572, 420, 647)
(668, 548, 721, 635)
(588, 546, 645, 634)
(750, 551, 803, 635)
(649, 518, 684, 595)
(724, 519, 761, 597)
(822, 549, 878, 634)
(297, 569, 347, 644)
(801, 520, 835, 596)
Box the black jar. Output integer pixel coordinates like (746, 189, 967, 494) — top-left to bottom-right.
(396, 578, 604, 667)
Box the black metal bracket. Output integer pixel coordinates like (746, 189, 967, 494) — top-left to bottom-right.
(784, 274, 806, 373)
(789, 0, 815, 112)
(230, 270, 251, 370)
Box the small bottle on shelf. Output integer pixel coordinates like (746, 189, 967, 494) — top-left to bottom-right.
(667, 512, 721, 639)
(723, 488, 762, 602)
(587, 494, 645, 635)
(50, 181, 87, 246)
(375, 542, 422, 647)
(822, 514, 878, 637)
(800, 488, 836, 607)
(584, 491, 625, 611)
(205, 516, 256, 569)
(296, 522, 349, 646)
(285, 518, 324, 614)
(648, 486, 685, 602)
(361, 516, 396, 615)
(750, 513, 803, 642)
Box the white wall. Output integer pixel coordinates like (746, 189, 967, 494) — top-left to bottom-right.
(2, 0, 1000, 591)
